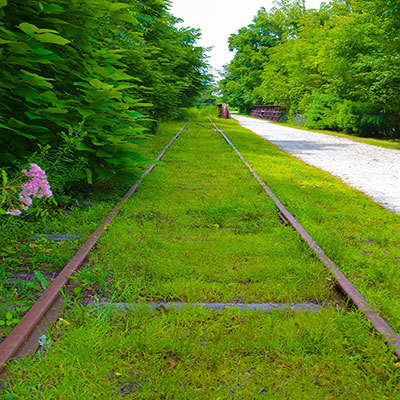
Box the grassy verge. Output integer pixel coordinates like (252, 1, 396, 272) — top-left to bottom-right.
(216, 117, 400, 328)
(0, 127, 177, 337)
(273, 121, 400, 150)
(3, 114, 400, 398)
(0, 192, 122, 337)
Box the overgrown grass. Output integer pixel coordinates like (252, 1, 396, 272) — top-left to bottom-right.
(0, 155, 166, 336)
(0, 116, 188, 336)
(215, 117, 400, 329)
(0, 200, 121, 337)
(3, 306, 399, 399)
(91, 120, 332, 303)
(3, 114, 400, 398)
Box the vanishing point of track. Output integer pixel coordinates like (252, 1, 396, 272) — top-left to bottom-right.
(1, 119, 399, 375)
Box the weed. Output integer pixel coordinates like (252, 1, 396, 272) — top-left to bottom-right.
(70, 264, 112, 300)
(0, 303, 31, 336)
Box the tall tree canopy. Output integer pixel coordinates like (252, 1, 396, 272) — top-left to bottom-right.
(220, 0, 400, 137)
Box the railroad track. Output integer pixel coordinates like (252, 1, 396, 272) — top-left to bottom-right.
(207, 119, 400, 356)
(0, 123, 188, 374)
(1, 118, 399, 376)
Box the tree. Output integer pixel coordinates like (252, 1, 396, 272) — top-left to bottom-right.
(221, 0, 400, 137)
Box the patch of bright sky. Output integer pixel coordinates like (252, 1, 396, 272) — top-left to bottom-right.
(169, 0, 326, 77)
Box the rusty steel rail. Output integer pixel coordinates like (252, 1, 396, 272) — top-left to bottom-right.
(209, 118, 400, 357)
(0, 123, 187, 373)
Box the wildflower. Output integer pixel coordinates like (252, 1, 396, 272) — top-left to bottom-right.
(21, 163, 53, 198)
(22, 163, 47, 179)
(1, 163, 52, 215)
(6, 209, 22, 216)
(20, 195, 32, 206)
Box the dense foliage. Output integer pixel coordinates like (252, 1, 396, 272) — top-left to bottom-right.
(0, 0, 210, 189)
(220, 0, 400, 137)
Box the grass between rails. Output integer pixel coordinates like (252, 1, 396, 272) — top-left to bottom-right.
(3, 114, 400, 398)
(89, 120, 332, 303)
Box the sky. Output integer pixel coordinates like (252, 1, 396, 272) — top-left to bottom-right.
(169, 0, 326, 77)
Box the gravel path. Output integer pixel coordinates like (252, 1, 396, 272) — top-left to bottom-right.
(233, 115, 400, 215)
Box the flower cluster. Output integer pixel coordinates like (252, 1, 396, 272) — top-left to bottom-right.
(2, 164, 52, 215)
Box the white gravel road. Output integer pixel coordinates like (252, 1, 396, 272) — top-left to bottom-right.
(233, 115, 400, 215)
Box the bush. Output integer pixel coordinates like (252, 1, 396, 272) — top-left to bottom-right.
(0, 0, 210, 191)
(304, 92, 339, 130)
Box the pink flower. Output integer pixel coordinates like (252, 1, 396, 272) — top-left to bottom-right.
(19, 195, 33, 206)
(6, 209, 22, 215)
(2, 163, 52, 216)
(20, 164, 52, 199)
(23, 163, 47, 180)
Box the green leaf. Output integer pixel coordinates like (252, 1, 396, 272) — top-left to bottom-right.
(42, 4, 64, 13)
(36, 28, 60, 34)
(115, 14, 138, 24)
(77, 108, 94, 119)
(0, 189, 6, 204)
(126, 111, 145, 119)
(25, 112, 41, 120)
(73, 287, 82, 296)
(31, 48, 53, 55)
(2, 169, 8, 186)
(35, 32, 70, 45)
(109, 3, 131, 12)
(18, 22, 39, 36)
(85, 168, 93, 184)
(20, 25, 60, 34)
(34, 271, 49, 289)
(6, 311, 12, 320)
(45, 107, 68, 114)
(76, 143, 95, 152)
(0, 0, 7, 7)
(96, 149, 113, 158)
(89, 79, 114, 90)
(106, 157, 126, 166)
(21, 69, 54, 88)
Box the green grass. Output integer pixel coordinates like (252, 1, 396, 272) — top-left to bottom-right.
(3, 306, 400, 399)
(91, 120, 332, 303)
(3, 114, 400, 398)
(0, 120, 172, 335)
(0, 199, 124, 337)
(215, 117, 400, 328)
